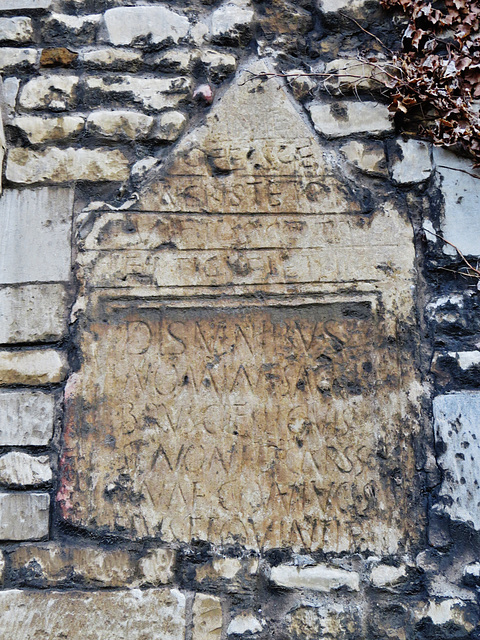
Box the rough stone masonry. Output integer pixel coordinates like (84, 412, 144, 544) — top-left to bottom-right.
(0, 0, 479, 638)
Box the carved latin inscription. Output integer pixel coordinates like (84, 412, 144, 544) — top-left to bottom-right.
(59, 303, 418, 552)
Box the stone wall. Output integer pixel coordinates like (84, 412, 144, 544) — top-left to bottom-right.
(0, 0, 479, 638)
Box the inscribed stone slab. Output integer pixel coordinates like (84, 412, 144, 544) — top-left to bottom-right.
(59, 59, 423, 553)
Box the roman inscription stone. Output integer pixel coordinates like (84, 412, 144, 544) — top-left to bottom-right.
(59, 59, 423, 553)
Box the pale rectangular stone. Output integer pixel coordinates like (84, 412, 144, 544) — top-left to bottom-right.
(0, 389, 54, 445)
(0, 492, 49, 540)
(0, 17, 33, 43)
(0, 187, 73, 284)
(0, 283, 68, 343)
(0, 588, 186, 639)
(433, 392, 480, 530)
(270, 564, 360, 591)
(138, 549, 175, 585)
(0, 349, 68, 385)
(0, 451, 51, 486)
(435, 147, 480, 257)
(308, 100, 393, 137)
(86, 110, 153, 140)
(19, 75, 78, 111)
(390, 139, 432, 184)
(6, 147, 129, 185)
(1, 76, 20, 119)
(0, 0, 50, 10)
(85, 75, 191, 112)
(104, 6, 189, 47)
(0, 47, 37, 71)
(193, 594, 223, 640)
(13, 115, 85, 144)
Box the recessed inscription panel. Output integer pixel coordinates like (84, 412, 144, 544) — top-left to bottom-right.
(59, 303, 420, 552)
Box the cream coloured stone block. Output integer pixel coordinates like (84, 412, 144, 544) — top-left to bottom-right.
(19, 75, 79, 111)
(270, 564, 360, 591)
(0, 17, 33, 43)
(87, 110, 153, 140)
(309, 100, 393, 137)
(0, 349, 68, 385)
(0, 492, 49, 540)
(192, 594, 223, 640)
(0, 390, 55, 445)
(0, 452, 51, 487)
(0, 47, 37, 72)
(104, 6, 189, 47)
(13, 115, 84, 143)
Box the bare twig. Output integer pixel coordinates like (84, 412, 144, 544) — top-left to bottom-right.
(425, 229, 480, 278)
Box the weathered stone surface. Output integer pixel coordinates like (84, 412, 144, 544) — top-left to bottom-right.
(19, 75, 79, 111)
(0, 349, 68, 385)
(0, 187, 73, 284)
(6, 147, 129, 185)
(325, 59, 390, 94)
(196, 558, 242, 582)
(0, 552, 4, 584)
(0, 390, 55, 446)
(87, 110, 153, 140)
(1, 77, 20, 119)
(40, 47, 78, 68)
(85, 75, 191, 112)
(0, 17, 33, 43)
(270, 564, 360, 591)
(10, 544, 136, 587)
(316, 0, 368, 13)
(435, 147, 480, 257)
(0, 47, 37, 72)
(210, 0, 254, 45)
(370, 563, 407, 587)
(341, 140, 387, 175)
(0, 588, 186, 639)
(227, 613, 263, 635)
(13, 115, 84, 143)
(309, 100, 393, 138)
(152, 111, 186, 142)
(193, 594, 223, 640)
(433, 392, 480, 530)
(390, 139, 432, 184)
(287, 70, 317, 100)
(104, 6, 189, 47)
(138, 549, 175, 585)
(58, 59, 422, 554)
(464, 562, 480, 587)
(82, 48, 142, 70)
(0, 452, 51, 486)
(43, 13, 101, 43)
(0, 493, 49, 540)
(0, 0, 50, 10)
(201, 49, 237, 80)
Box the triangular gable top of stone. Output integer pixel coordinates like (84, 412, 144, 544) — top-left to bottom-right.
(137, 58, 370, 214)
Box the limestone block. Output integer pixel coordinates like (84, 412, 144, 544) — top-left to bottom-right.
(210, 1, 254, 44)
(192, 594, 223, 640)
(85, 75, 191, 112)
(464, 562, 480, 587)
(1, 77, 20, 119)
(0, 452, 51, 487)
(341, 140, 387, 175)
(13, 115, 84, 143)
(0, 492, 49, 540)
(131, 157, 159, 182)
(227, 613, 263, 635)
(0, 0, 50, 9)
(370, 563, 407, 587)
(270, 564, 360, 591)
(0, 552, 4, 584)
(6, 147, 130, 185)
(433, 392, 480, 530)
(0, 187, 73, 284)
(87, 110, 154, 141)
(19, 75, 79, 111)
(325, 59, 390, 94)
(152, 111, 186, 142)
(43, 13, 101, 43)
(82, 48, 142, 70)
(0, 390, 55, 446)
(308, 100, 393, 137)
(316, 0, 368, 13)
(0, 588, 186, 639)
(0, 349, 68, 385)
(138, 549, 175, 585)
(415, 599, 475, 633)
(104, 6, 189, 47)
(201, 49, 237, 80)
(0, 47, 37, 72)
(0, 17, 33, 43)
(196, 558, 242, 582)
(151, 49, 197, 73)
(390, 139, 432, 184)
(10, 544, 137, 587)
(287, 70, 317, 100)
(434, 147, 480, 257)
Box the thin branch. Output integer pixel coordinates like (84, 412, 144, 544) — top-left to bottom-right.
(338, 12, 395, 55)
(437, 164, 480, 180)
(425, 229, 480, 277)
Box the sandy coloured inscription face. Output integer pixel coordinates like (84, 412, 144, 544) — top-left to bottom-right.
(58, 59, 423, 553)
